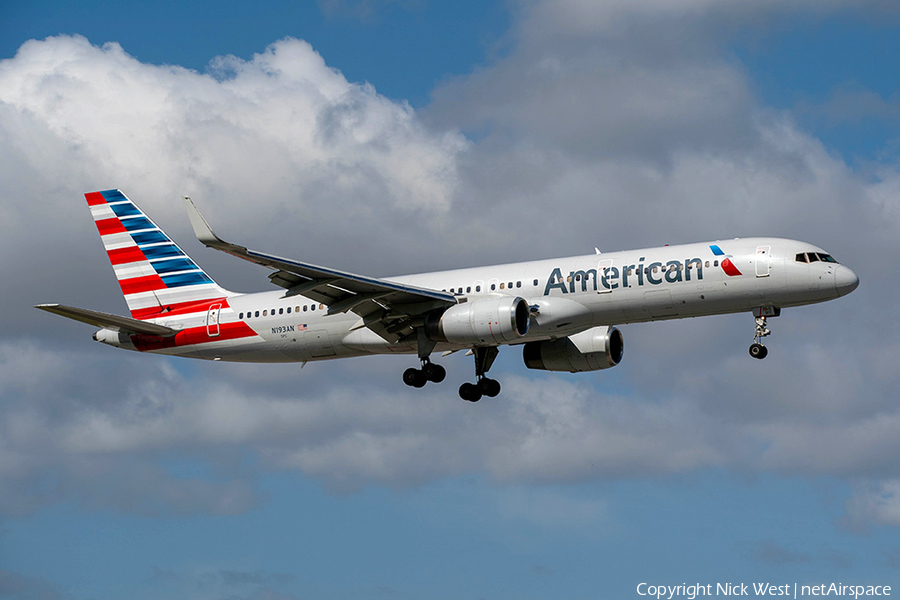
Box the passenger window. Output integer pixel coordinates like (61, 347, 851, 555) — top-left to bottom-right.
(287, 307, 291, 314)
(311, 305, 316, 311)
(476, 285, 481, 292)
(491, 284, 496, 291)
(713, 261, 718, 267)
(239, 312, 244, 319)
(516, 281, 521, 288)
(508, 282, 513, 288)
(279, 308, 284, 315)
(255, 311, 259, 317)
(263, 310, 268, 316)
(705, 261, 710, 268)
(303, 305, 308, 312)
(533, 279, 539, 286)
(319, 304, 324, 310)
(652, 266, 658, 273)
(466, 286, 471, 293)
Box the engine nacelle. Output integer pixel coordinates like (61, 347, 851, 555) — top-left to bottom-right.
(523, 326, 623, 372)
(427, 296, 530, 345)
(92, 328, 134, 349)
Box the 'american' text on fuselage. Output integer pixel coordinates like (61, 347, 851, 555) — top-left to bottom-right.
(544, 257, 705, 295)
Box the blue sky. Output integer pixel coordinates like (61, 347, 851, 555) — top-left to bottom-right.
(2, 1, 900, 599)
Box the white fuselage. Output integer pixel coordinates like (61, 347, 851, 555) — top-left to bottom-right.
(112, 237, 857, 363)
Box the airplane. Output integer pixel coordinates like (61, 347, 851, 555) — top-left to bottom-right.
(37, 189, 859, 402)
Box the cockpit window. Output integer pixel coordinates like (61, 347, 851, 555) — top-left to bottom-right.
(799, 252, 839, 264)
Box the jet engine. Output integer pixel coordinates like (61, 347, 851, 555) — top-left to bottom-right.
(92, 328, 134, 349)
(522, 326, 623, 372)
(426, 296, 530, 345)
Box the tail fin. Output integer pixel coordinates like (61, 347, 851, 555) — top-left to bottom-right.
(85, 189, 233, 320)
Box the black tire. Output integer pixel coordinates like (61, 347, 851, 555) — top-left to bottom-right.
(749, 343, 766, 359)
(459, 382, 482, 402)
(403, 367, 427, 387)
(479, 378, 501, 397)
(423, 363, 446, 383)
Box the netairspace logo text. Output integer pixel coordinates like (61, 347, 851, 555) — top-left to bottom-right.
(636, 583, 891, 600)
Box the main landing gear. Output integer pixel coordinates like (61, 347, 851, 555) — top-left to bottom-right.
(459, 347, 501, 403)
(749, 306, 780, 360)
(403, 328, 446, 388)
(401, 329, 502, 401)
(402, 360, 446, 388)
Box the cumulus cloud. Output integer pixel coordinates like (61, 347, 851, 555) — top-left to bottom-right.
(0, 34, 468, 307)
(1, 0, 900, 524)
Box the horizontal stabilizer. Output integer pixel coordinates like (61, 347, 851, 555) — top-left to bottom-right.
(35, 304, 178, 337)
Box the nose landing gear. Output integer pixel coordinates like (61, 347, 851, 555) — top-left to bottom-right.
(749, 307, 780, 360)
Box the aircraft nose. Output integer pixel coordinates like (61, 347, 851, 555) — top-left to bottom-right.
(834, 265, 860, 297)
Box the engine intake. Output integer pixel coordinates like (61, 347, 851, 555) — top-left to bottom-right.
(523, 326, 623, 372)
(427, 296, 530, 345)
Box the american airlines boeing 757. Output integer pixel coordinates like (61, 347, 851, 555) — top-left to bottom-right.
(37, 190, 859, 402)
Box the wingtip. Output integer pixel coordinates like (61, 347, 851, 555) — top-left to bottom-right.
(182, 196, 224, 247)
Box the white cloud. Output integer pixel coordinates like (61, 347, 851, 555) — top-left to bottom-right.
(0, 34, 468, 299)
(2, 1, 900, 525)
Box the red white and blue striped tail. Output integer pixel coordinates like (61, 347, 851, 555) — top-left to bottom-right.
(85, 189, 233, 320)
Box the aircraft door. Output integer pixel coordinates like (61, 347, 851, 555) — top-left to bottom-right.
(206, 304, 221, 337)
(308, 330, 336, 357)
(597, 259, 613, 293)
(756, 246, 771, 277)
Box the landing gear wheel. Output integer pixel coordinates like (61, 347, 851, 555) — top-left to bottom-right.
(749, 343, 768, 359)
(478, 377, 501, 398)
(403, 367, 427, 388)
(749, 310, 777, 360)
(423, 362, 446, 383)
(459, 382, 482, 402)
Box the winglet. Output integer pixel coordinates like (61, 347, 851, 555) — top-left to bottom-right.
(183, 196, 231, 249)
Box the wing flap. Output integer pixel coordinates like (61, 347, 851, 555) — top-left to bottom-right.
(35, 304, 178, 337)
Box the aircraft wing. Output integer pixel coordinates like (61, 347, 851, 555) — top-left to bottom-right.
(183, 197, 457, 341)
(35, 304, 178, 337)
